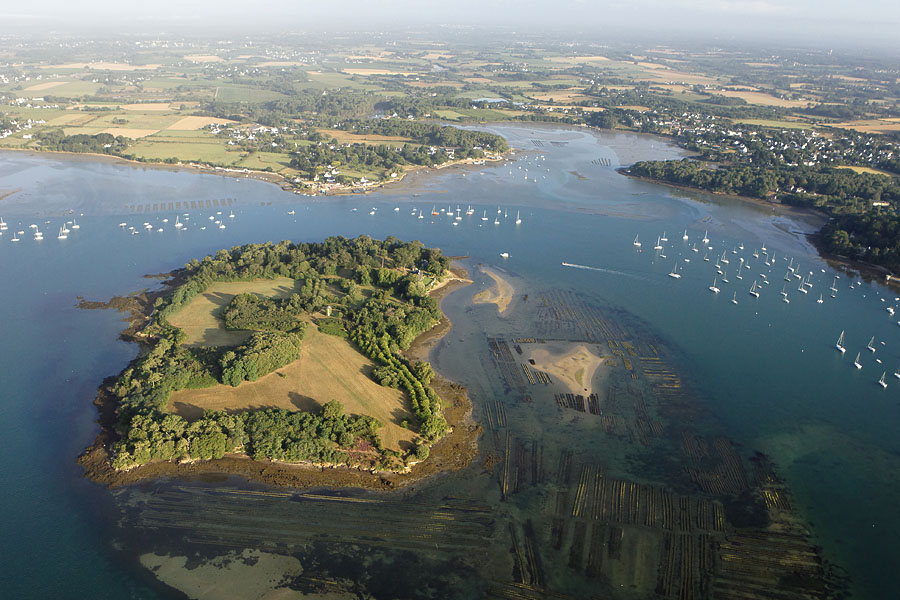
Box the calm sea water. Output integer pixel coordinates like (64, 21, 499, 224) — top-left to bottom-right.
(1, 125, 897, 598)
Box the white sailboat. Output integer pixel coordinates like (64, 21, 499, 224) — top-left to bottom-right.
(817, 294, 823, 304)
(702, 230, 709, 244)
(867, 336, 876, 352)
(731, 292, 738, 305)
(71, 219, 80, 229)
(481, 210, 488, 221)
(893, 364, 900, 379)
(722, 271, 729, 283)
(836, 330, 846, 353)
(878, 372, 888, 389)
(418, 210, 424, 219)
(174, 216, 183, 229)
(668, 262, 681, 279)
(466, 205, 474, 216)
(661, 231, 668, 242)
(708, 277, 720, 294)
(682, 229, 689, 240)
(633, 234, 641, 247)
(854, 352, 863, 369)
(57, 226, 67, 240)
(703, 251, 709, 262)
(515, 211, 522, 225)
(654, 236, 663, 250)
(229, 211, 235, 219)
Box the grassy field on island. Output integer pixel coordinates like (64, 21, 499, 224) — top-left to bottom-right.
(167, 279, 303, 347)
(165, 277, 415, 451)
(168, 325, 414, 451)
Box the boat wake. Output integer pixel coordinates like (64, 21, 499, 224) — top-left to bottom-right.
(561, 262, 650, 281)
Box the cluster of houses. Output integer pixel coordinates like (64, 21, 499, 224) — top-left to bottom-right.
(208, 122, 295, 150)
(628, 108, 897, 170)
(0, 116, 45, 140)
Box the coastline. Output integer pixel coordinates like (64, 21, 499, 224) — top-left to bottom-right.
(78, 263, 480, 491)
(622, 170, 900, 287)
(0, 146, 508, 199)
(623, 171, 829, 228)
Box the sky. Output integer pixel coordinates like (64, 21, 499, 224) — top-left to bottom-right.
(3, 0, 899, 48)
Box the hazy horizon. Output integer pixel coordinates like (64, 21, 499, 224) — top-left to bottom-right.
(2, 1, 899, 52)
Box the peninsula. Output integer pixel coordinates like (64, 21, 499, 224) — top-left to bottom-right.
(79, 235, 479, 488)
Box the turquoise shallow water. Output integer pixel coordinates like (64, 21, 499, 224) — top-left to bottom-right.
(1, 126, 897, 598)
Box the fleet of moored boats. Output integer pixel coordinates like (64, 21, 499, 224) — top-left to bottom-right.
(636, 228, 899, 390)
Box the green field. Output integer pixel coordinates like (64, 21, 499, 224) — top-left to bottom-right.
(167, 278, 302, 347)
(213, 85, 290, 103)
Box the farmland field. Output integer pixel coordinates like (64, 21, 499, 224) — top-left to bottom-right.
(167, 325, 414, 451)
(167, 279, 302, 347)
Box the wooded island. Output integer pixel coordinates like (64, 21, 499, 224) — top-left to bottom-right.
(106, 235, 453, 474)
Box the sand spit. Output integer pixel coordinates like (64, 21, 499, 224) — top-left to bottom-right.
(473, 265, 515, 315)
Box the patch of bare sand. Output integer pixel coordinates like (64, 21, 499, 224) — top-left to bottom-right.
(140, 549, 305, 600)
(526, 342, 609, 396)
(473, 266, 514, 315)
